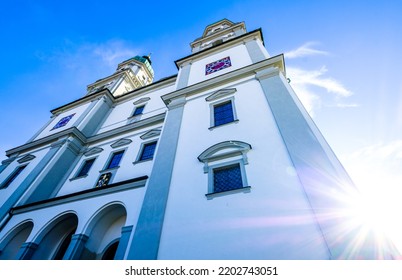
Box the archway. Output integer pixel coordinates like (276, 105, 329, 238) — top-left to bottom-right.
(80, 203, 127, 260)
(31, 213, 78, 260)
(0, 221, 33, 260)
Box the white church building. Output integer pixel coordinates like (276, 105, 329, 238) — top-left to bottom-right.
(0, 19, 398, 260)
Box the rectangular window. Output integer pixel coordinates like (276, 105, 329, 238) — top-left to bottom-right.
(214, 101, 234, 126)
(213, 163, 243, 193)
(76, 158, 96, 177)
(139, 141, 157, 161)
(0, 165, 27, 189)
(106, 151, 124, 169)
(133, 105, 145, 116)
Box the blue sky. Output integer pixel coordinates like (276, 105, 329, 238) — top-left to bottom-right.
(1, 1, 402, 252)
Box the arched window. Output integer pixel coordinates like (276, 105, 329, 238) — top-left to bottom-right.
(198, 141, 252, 198)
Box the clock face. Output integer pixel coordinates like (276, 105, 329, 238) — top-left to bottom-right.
(205, 56, 232, 75)
(52, 113, 75, 130)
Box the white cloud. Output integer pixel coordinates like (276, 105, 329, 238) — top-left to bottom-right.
(285, 42, 329, 59)
(285, 42, 355, 115)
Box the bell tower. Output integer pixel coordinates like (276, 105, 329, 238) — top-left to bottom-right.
(86, 54, 154, 97)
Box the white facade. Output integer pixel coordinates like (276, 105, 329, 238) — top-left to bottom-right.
(0, 19, 398, 260)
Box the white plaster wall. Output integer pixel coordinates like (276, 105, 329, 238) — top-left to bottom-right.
(158, 78, 330, 259)
(97, 84, 174, 135)
(0, 148, 50, 207)
(186, 44, 252, 86)
(34, 103, 91, 141)
(57, 125, 160, 196)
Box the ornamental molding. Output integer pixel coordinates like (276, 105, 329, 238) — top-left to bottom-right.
(84, 147, 103, 156)
(17, 154, 36, 163)
(110, 138, 132, 148)
(198, 140, 252, 173)
(140, 128, 162, 140)
(205, 88, 237, 102)
(133, 97, 150, 105)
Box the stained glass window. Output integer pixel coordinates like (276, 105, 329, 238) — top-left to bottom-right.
(76, 158, 95, 177)
(106, 151, 124, 169)
(133, 105, 145, 116)
(214, 101, 234, 126)
(139, 141, 157, 161)
(213, 164, 243, 193)
(0, 165, 27, 189)
(52, 114, 75, 130)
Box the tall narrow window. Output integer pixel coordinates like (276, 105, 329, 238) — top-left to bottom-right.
(0, 165, 27, 189)
(132, 105, 145, 116)
(214, 101, 234, 126)
(76, 158, 95, 177)
(106, 151, 124, 169)
(139, 141, 157, 161)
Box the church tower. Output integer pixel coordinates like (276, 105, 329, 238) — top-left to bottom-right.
(86, 55, 154, 97)
(0, 19, 398, 260)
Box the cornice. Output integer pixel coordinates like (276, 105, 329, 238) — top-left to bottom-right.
(6, 113, 166, 157)
(10, 176, 148, 215)
(87, 112, 166, 144)
(6, 127, 87, 157)
(175, 28, 264, 69)
(163, 54, 285, 105)
(115, 75, 177, 104)
(50, 89, 115, 115)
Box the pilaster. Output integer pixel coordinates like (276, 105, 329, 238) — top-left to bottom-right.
(114, 225, 133, 260)
(15, 242, 38, 260)
(62, 234, 89, 260)
(126, 97, 186, 259)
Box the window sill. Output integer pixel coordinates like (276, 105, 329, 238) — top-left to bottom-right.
(132, 158, 153, 165)
(99, 166, 120, 173)
(208, 119, 239, 130)
(205, 186, 251, 200)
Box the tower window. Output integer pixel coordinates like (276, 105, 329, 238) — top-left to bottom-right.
(133, 105, 145, 116)
(0, 165, 27, 189)
(213, 101, 234, 126)
(138, 141, 157, 161)
(106, 151, 124, 169)
(76, 158, 96, 178)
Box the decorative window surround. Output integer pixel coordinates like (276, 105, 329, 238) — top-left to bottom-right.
(84, 147, 103, 157)
(133, 97, 150, 105)
(140, 128, 161, 140)
(17, 154, 36, 164)
(205, 88, 237, 102)
(198, 141, 251, 199)
(110, 138, 132, 148)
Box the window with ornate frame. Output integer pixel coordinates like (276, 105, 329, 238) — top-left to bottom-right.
(198, 141, 251, 199)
